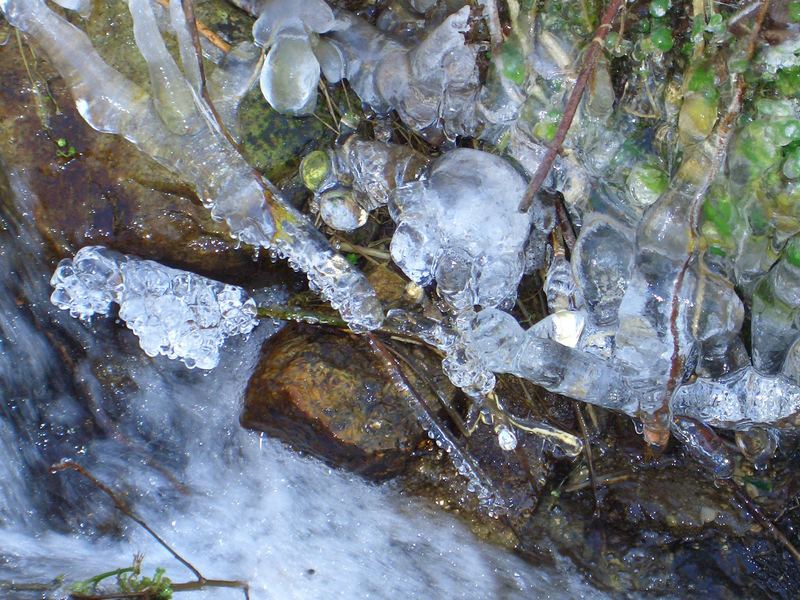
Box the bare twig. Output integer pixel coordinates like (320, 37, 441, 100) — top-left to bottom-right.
(725, 479, 800, 564)
(334, 240, 392, 261)
(518, 0, 625, 212)
(573, 402, 600, 510)
(51, 461, 250, 599)
(154, 0, 231, 53)
(653, 0, 771, 447)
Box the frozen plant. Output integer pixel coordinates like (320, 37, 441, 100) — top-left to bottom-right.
(248, 0, 481, 141)
(300, 136, 428, 232)
(51, 247, 258, 370)
(325, 5, 480, 141)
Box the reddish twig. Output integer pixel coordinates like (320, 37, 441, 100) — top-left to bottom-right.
(650, 0, 772, 447)
(518, 0, 625, 213)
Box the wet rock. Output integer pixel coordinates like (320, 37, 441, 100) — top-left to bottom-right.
(517, 415, 800, 598)
(241, 323, 425, 479)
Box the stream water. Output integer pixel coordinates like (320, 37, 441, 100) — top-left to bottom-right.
(0, 168, 606, 598)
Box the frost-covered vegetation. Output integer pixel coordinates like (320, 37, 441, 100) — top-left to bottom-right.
(6, 0, 800, 513)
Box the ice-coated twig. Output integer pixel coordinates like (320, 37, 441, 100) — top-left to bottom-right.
(468, 308, 800, 428)
(365, 334, 509, 513)
(639, 0, 770, 445)
(50, 247, 259, 369)
(517, 0, 625, 213)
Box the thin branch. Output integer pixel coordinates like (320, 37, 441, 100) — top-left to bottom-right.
(478, 0, 504, 48)
(334, 240, 392, 261)
(51, 461, 250, 599)
(518, 0, 625, 212)
(725, 479, 800, 564)
(153, 0, 231, 53)
(573, 402, 600, 510)
(51, 461, 203, 581)
(653, 0, 771, 447)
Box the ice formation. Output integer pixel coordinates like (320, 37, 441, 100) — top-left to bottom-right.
(389, 148, 535, 310)
(300, 136, 428, 232)
(0, 0, 383, 331)
(252, 0, 341, 115)
(465, 308, 800, 428)
(330, 6, 480, 141)
(251, 1, 480, 141)
(50, 247, 258, 369)
(8, 0, 800, 455)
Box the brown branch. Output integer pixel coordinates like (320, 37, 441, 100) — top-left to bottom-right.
(50, 461, 250, 599)
(518, 0, 625, 213)
(153, 0, 231, 53)
(573, 402, 600, 511)
(651, 0, 772, 448)
(725, 480, 800, 564)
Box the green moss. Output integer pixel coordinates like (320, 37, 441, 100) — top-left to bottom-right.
(500, 39, 527, 86)
(687, 63, 719, 102)
(785, 236, 800, 267)
(784, 147, 800, 179)
(237, 88, 336, 183)
(703, 194, 735, 239)
(300, 150, 332, 191)
(650, 26, 674, 52)
(748, 203, 771, 236)
(738, 122, 781, 174)
(776, 67, 800, 97)
(790, 0, 800, 22)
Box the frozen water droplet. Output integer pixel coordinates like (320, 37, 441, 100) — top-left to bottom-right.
(496, 425, 517, 451)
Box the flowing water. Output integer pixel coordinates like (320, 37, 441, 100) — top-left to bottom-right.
(0, 168, 606, 599)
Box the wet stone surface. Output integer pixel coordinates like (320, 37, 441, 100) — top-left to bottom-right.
(241, 322, 426, 479)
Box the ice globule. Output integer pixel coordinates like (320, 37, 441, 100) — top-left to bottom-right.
(572, 216, 634, 327)
(389, 148, 534, 311)
(326, 6, 480, 142)
(751, 235, 800, 373)
(50, 247, 258, 370)
(1, 0, 384, 331)
(49, 246, 124, 320)
(252, 0, 340, 115)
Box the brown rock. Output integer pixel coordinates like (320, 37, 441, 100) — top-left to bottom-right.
(241, 323, 425, 479)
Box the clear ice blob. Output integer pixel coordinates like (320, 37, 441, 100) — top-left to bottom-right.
(572, 216, 634, 326)
(389, 148, 531, 311)
(51, 247, 258, 369)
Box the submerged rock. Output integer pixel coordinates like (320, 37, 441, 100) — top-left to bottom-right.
(241, 323, 425, 479)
